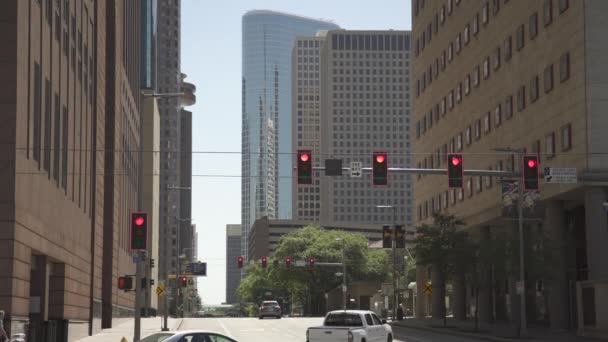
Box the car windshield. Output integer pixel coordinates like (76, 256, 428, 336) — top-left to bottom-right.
(140, 333, 175, 342)
(324, 313, 363, 327)
(263, 302, 277, 307)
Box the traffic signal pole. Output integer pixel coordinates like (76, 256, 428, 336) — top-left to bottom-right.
(517, 155, 527, 336)
(134, 256, 143, 341)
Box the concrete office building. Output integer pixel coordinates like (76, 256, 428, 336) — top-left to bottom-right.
(411, 0, 608, 337)
(241, 10, 340, 260)
(0, 0, 151, 339)
(312, 30, 413, 227)
(225, 224, 242, 304)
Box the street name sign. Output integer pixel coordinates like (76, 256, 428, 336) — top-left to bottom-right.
(544, 167, 577, 184)
(350, 162, 362, 178)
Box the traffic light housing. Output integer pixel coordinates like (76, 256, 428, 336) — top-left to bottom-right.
(523, 155, 540, 190)
(261, 256, 268, 268)
(180, 276, 188, 288)
(309, 257, 315, 268)
(150, 258, 155, 268)
(395, 225, 405, 249)
(297, 149, 313, 185)
(372, 152, 388, 186)
(237, 256, 244, 269)
(382, 225, 392, 249)
(130, 212, 148, 251)
(285, 257, 292, 269)
(447, 154, 464, 188)
(118, 276, 133, 291)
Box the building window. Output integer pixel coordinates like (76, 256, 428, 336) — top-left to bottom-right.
(33, 62, 42, 163)
(416, 122, 421, 138)
(456, 33, 461, 54)
(440, 5, 446, 24)
(545, 132, 555, 158)
(473, 13, 479, 35)
(448, 42, 454, 62)
(441, 50, 447, 70)
(560, 52, 570, 82)
(484, 112, 491, 133)
(485, 167, 493, 188)
(516, 24, 525, 50)
(456, 83, 462, 103)
(466, 126, 472, 145)
(475, 119, 481, 140)
(441, 97, 446, 115)
(530, 76, 539, 103)
(476, 176, 482, 193)
(544, 64, 554, 93)
(434, 13, 439, 32)
(447, 0, 453, 14)
(482, 2, 489, 24)
(465, 75, 471, 95)
(458, 188, 464, 201)
(517, 85, 526, 112)
(492, 0, 500, 15)
(530, 13, 538, 39)
(493, 47, 501, 70)
(467, 178, 473, 197)
(561, 124, 572, 151)
(505, 95, 513, 119)
(494, 104, 502, 127)
(457, 133, 463, 151)
(559, 0, 569, 13)
(464, 24, 470, 45)
(544, 0, 553, 26)
(483, 57, 490, 79)
(473, 65, 480, 87)
(448, 90, 454, 109)
(504, 36, 512, 62)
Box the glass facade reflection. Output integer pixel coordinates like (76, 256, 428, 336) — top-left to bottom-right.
(241, 11, 339, 257)
(141, 0, 157, 89)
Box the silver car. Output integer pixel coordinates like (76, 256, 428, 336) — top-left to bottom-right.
(140, 330, 237, 342)
(258, 300, 282, 319)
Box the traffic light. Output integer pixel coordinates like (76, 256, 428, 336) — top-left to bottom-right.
(372, 152, 388, 186)
(395, 225, 405, 249)
(237, 256, 244, 269)
(118, 276, 133, 291)
(285, 257, 292, 269)
(180, 276, 188, 288)
(261, 256, 268, 268)
(382, 225, 392, 249)
(447, 154, 464, 188)
(309, 257, 315, 268)
(149, 279, 155, 287)
(297, 149, 313, 185)
(130, 212, 148, 251)
(150, 258, 155, 268)
(523, 155, 539, 190)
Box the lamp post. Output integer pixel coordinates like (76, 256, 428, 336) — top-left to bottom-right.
(377, 205, 397, 321)
(335, 238, 347, 310)
(493, 147, 526, 336)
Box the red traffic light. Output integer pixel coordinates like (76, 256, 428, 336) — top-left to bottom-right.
(285, 257, 292, 268)
(451, 156, 461, 166)
(261, 256, 268, 268)
(134, 216, 145, 226)
(376, 155, 385, 163)
(237, 256, 244, 268)
(300, 153, 309, 162)
(527, 159, 536, 168)
(309, 257, 315, 266)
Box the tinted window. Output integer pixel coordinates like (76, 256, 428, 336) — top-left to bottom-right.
(372, 313, 383, 325)
(324, 313, 364, 327)
(365, 314, 373, 325)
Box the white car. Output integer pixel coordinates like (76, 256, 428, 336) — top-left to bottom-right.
(306, 310, 393, 342)
(140, 330, 237, 342)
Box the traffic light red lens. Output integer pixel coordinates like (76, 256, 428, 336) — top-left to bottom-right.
(300, 153, 309, 162)
(376, 155, 385, 163)
(451, 157, 461, 166)
(135, 216, 144, 226)
(527, 159, 536, 168)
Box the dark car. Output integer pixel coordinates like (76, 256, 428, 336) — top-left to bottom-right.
(258, 300, 282, 319)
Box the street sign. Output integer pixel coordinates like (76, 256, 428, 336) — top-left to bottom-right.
(156, 286, 164, 296)
(168, 274, 177, 280)
(132, 255, 141, 264)
(184, 261, 207, 276)
(544, 167, 577, 184)
(350, 162, 362, 178)
(423, 282, 433, 295)
(295, 260, 306, 267)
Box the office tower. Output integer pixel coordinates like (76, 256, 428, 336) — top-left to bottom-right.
(225, 224, 242, 304)
(411, 0, 608, 332)
(241, 10, 339, 259)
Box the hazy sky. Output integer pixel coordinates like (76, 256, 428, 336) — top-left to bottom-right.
(182, 0, 412, 305)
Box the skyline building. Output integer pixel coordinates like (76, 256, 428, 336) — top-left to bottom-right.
(241, 10, 340, 259)
(225, 224, 242, 304)
(411, 0, 608, 334)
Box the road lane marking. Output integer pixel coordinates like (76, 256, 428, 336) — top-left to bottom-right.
(216, 318, 235, 338)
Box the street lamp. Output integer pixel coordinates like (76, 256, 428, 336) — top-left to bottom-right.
(492, 147, 527, 336)
(377, 205, 397, 321)
(335, 238, 347, 310)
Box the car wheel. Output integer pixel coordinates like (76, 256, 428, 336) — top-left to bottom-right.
(277, 315, 281, 319)
(387, 334, 392, 342)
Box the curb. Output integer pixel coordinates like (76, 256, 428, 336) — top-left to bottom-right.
(390, 322, 535, 342)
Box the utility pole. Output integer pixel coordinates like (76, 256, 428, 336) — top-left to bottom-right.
(392, 207, 397, 321)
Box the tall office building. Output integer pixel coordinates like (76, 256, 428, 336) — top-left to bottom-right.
(0, 0, 151, 338)
(241, 10, 339, 258)
(411, 0, 608, 334)
(225, 224, 242, 304)
(291, 30, 413, 226)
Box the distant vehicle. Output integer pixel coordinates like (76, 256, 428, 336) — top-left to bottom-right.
(140, 330, 237, 342)
(259, 300, 282, 319)
(306, 310, 393, 342)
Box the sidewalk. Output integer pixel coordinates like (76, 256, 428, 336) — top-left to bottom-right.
(391, 317, 606, 342)
(76, 317, 183, 342)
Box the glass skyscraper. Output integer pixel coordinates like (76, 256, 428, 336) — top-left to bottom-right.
(241, 11, 339, 258)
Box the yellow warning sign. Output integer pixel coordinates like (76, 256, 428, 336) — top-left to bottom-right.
(156, 286, 164, 296)
(424, 282, 433, 295)
(120, 337, 129, 342)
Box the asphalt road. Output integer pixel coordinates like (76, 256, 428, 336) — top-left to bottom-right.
(177, 317, 486, 342)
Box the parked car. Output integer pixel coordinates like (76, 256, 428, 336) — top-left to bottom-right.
(140, 330, 237, 342)
(258, 300, 282, 319)
(306, 310, 393, 342)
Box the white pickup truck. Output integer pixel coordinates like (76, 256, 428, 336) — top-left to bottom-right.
(306, 310, 393, 342)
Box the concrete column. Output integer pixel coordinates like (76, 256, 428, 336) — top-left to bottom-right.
(545, 200, 570, 329)
(415, 264, 428, 318)
(584, 188, 608, 280)
(478, 226, 494, 323)
(431, 264, 446, 319)
(453, 265, 467, 320)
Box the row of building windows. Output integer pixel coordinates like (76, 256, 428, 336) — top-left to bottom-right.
(332, 52, 407, 60)
(297, 49, 320, 56)
(297, 39, 323, 48)
(333, 69, 405, 76)
(416, 51, 570, 139)
(415, 0, 570, 97)
(331, 34, 409, 52)
(332, 77, 406, 85)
